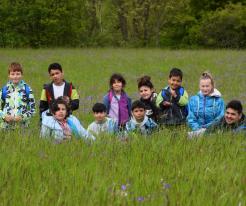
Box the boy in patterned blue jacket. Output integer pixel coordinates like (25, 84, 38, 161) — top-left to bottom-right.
(126, 100, 157, 135)
(0, 62, 35, 129)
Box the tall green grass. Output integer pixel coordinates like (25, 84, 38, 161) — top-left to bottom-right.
(0, 49, 245, 205)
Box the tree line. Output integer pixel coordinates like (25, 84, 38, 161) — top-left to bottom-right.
(0, 0, 245, 48)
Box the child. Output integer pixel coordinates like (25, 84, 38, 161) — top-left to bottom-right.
(138, 75, 159, 122)
(40, 97, 95, 141)
(156, 68, 188, 125)
(187, 72, 224, 131)
(0, 62, 35, 129)
(103, 73, 131, 128)
(126, 100, 157, 135)
(87, 103, 117, 135)
(39, 63, 79, 119)
(188, 100, 245, 138)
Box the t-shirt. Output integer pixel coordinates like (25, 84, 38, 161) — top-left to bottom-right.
(53, 83, 65, 99)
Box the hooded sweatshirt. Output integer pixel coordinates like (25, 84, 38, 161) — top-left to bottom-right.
(125, 115, 157, 135)
(187, 88, 224, 131)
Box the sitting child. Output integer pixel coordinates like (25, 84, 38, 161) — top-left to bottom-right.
(138, 75, 159, 122)
(156, 68, 188, 125)
(0, 62, 35, 129)
(40, 97, 95, 141)
(126, 100, 157, 135)
(187, 72, 224, 131)
(103, 73, 131, 129)
(87, 103, 117, 136)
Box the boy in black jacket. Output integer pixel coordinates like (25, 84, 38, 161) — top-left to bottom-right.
(39, 63, 79, 119)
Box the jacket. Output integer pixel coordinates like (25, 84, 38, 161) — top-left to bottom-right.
(40, 112, 95, 141)
(0, 80, 35, 129)
(87, 117, 117, 135)
(103, 90, 131, 126)
(140, 92, 160, 122)
(39, 80, 79, 117)
(187, 89, 224, 131)
(126, 115, 157, 135)
(156, 86, 188, 125)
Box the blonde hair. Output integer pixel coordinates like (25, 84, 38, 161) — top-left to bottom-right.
(200, 71, 214, 88)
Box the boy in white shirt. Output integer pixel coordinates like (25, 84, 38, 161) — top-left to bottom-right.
(87, 103, 117, 136)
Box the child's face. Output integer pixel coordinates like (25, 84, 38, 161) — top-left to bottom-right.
(49, 69, 64, 85)
(54, 104, 67, 121)
(139, 86, 153, 100)
(112, 79, 123, 93)
(199, 79, 213, 96)
(224, 108, 242, 125)
(132, 107, 145, 122)
(168, 76, 182, 90)
(93, 112, 107, 122)
(8, 71, 22, 84)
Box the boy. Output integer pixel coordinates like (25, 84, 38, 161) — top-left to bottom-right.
(188, 100, 245, 138)
(0, 62, 35, 129)
(126, 100, 157, 135)
(39, 63, 79, 119)
(206, 100, 245, 134)
(156, 68, 188, 125)
(87, 103, 117, 135)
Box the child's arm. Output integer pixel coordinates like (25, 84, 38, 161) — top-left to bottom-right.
(178, 90, 188, 106)
(70, 85, 79, 111)
(103, 94, 110, 113)
(187, 98, 201, 131)
(171, 89, 188, 106)
(156, 92, 164, 108)
(39, 88, 49, 117)
(21, 87, 36, 121)
(0, 88, 7, 121)
(202, 98, 225, 129)
(127, 95, 132, 117)
(72, 117, 96, 140)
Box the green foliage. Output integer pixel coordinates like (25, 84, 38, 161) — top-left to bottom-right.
(188, 3, 246, 48)
(0, 0, 246, 48)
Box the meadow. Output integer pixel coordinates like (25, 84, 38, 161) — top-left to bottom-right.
(0, 49, 245, 205)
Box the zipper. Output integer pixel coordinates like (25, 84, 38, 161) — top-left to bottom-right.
(203, 96, 206, 125)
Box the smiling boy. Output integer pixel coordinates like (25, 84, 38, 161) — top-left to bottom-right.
(0, 62, 35, 129)
(206, 100, 246, 134)
(39, 63, 79, 119)
(156, 68, 188, 125)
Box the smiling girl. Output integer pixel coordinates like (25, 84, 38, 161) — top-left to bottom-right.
(138, 76, 159, 122)
(40, 97, 95, 142)
(187, 71, 225, 131)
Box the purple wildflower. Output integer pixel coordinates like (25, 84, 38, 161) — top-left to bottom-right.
(121, 184, 127, 191)
(137, 196, 144, 202)
(163, 183, 171, 189)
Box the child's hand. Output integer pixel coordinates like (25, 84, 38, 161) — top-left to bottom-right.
(170, 89, 177, 98)
(163, 101, 171, 107)
(14, 116, 22, 122)
(4, 115, 14, 122)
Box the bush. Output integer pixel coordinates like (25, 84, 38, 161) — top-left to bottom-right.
(188, 3, 246, 48)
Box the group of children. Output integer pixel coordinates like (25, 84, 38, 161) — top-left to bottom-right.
(0, 62, 245, 142)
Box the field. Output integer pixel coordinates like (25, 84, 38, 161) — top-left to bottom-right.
(0, 49, 245, 205)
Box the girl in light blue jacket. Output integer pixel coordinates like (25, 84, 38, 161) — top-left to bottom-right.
(187, 72, 224, 131)
(40, 97, 95, 141)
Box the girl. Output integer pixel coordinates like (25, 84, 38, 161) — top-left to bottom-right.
(40, 97, 95, 141)
(103, 73, 131, 128)
(187, 72, 224, 131)
(138, 75, 159, 122)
